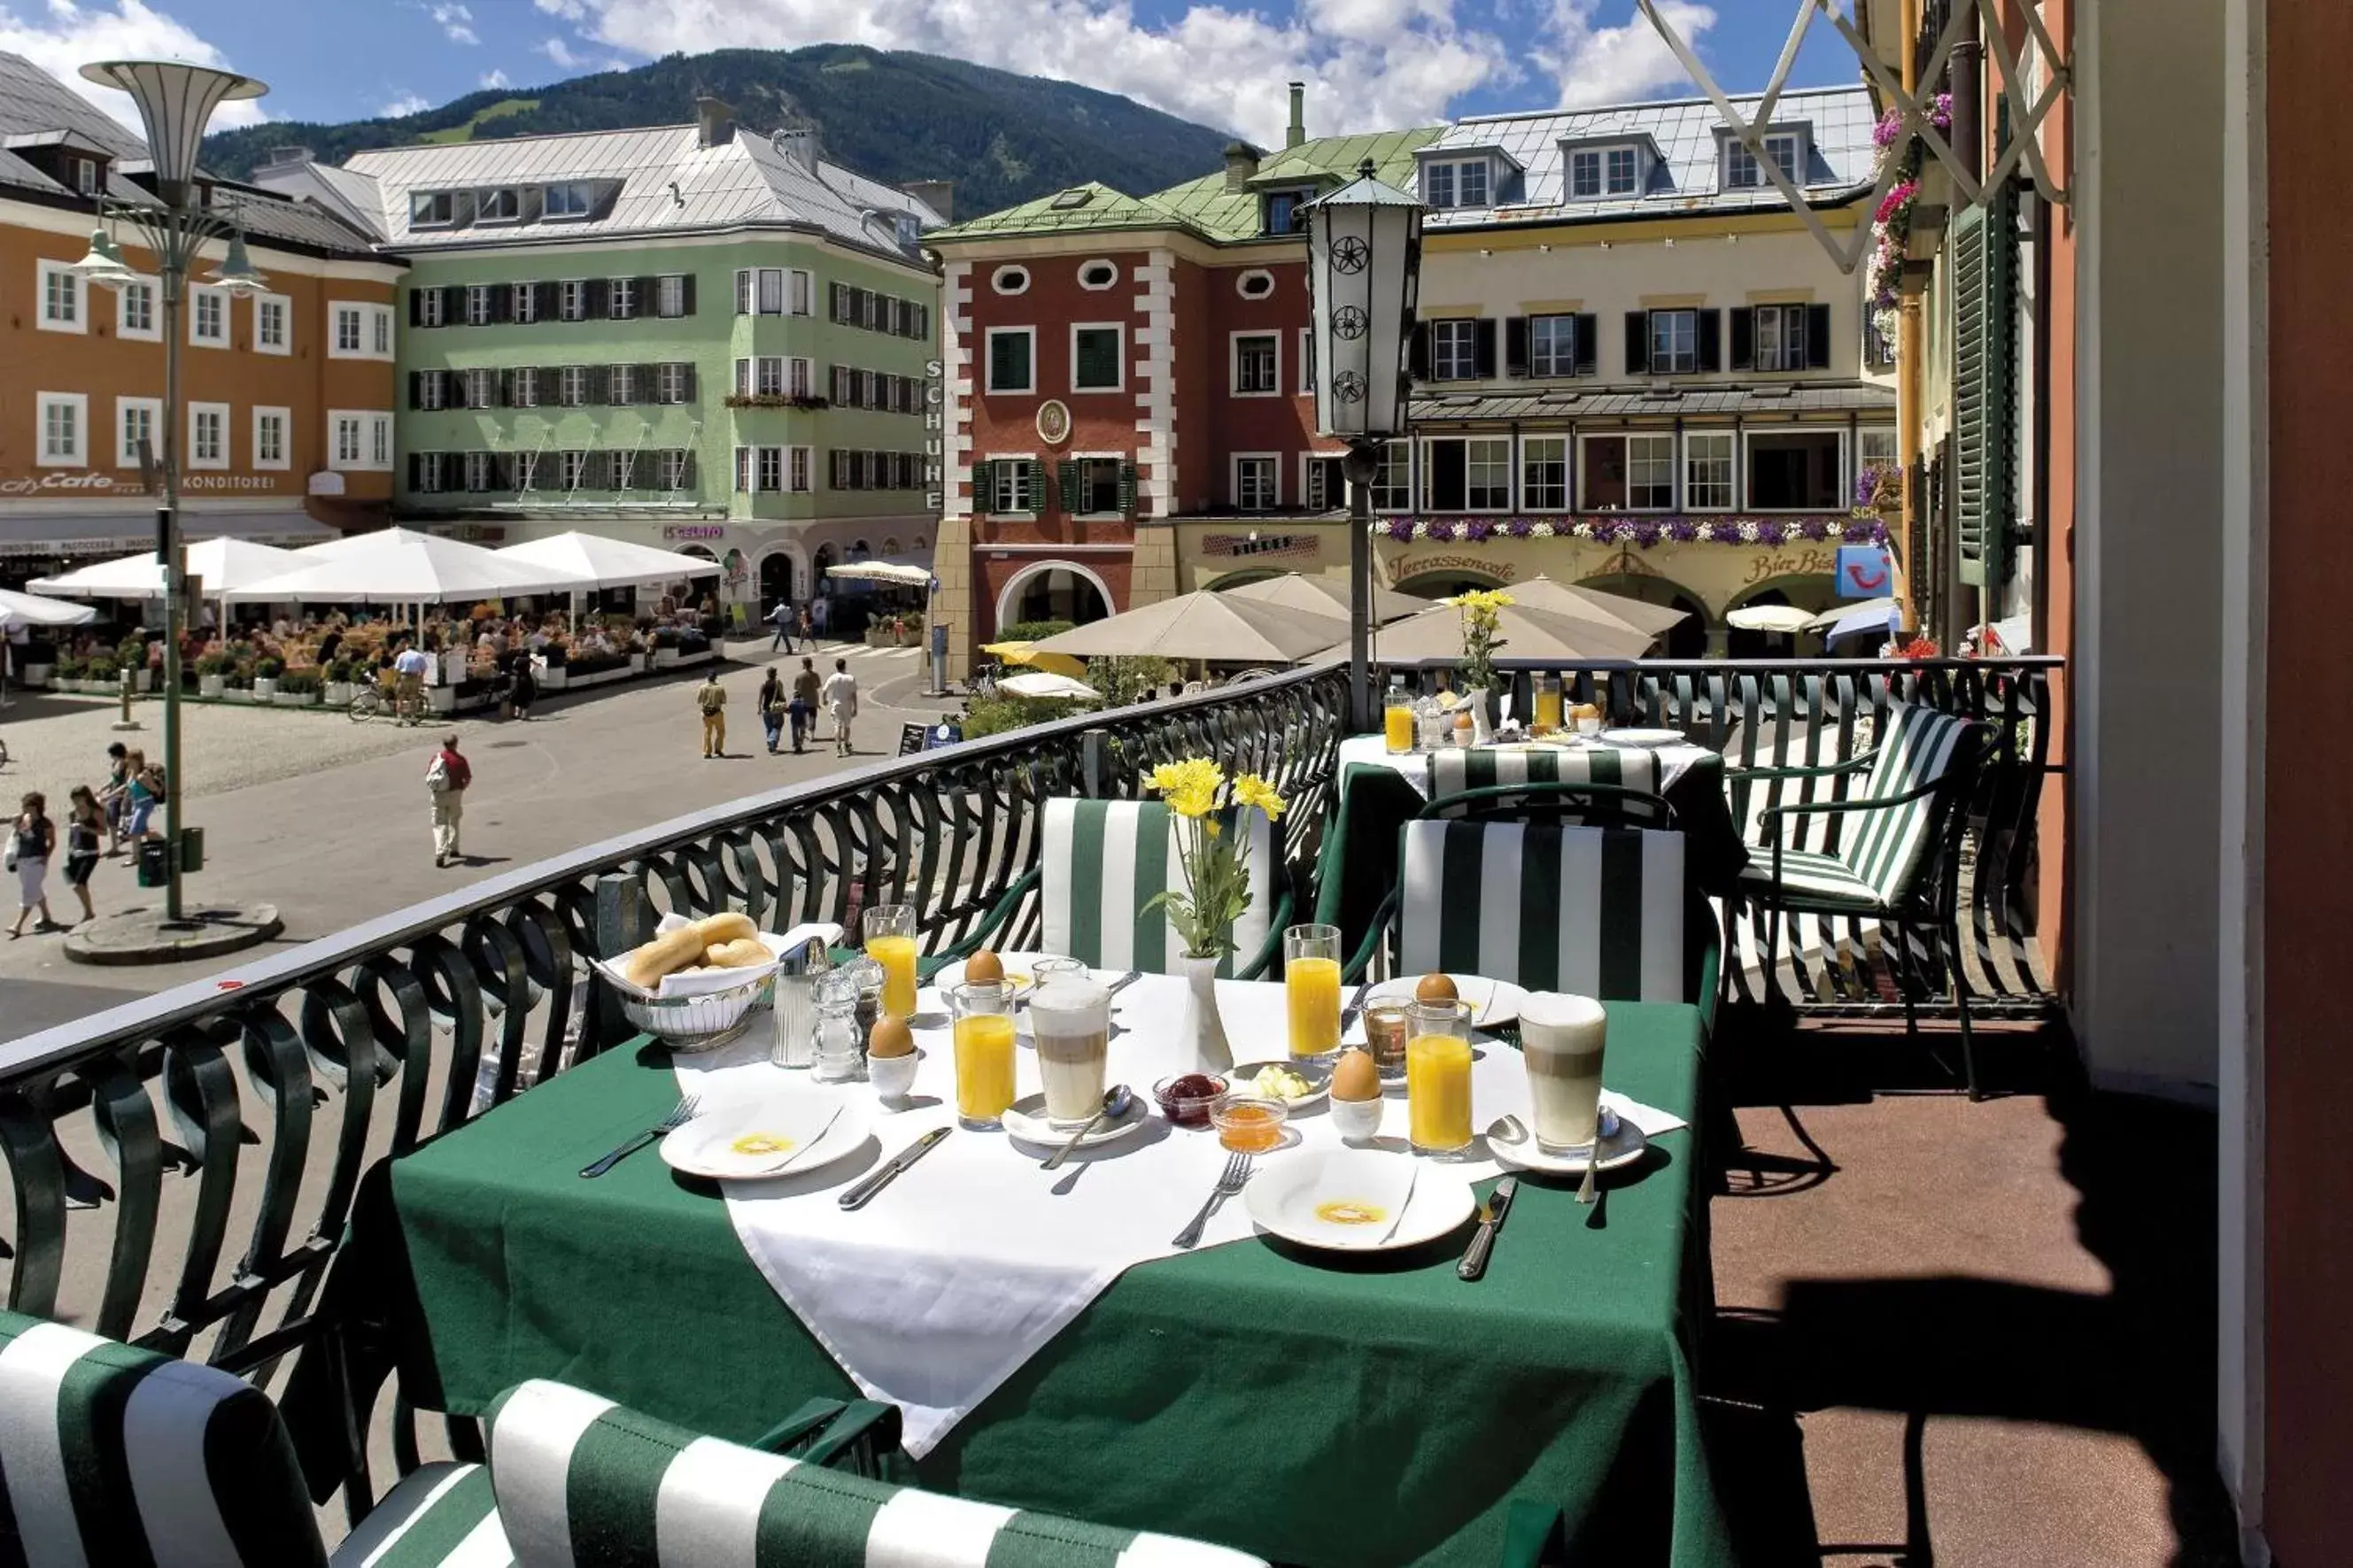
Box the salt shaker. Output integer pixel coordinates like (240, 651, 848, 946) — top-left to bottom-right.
(811, 968, 868, 1084)
(770, 936, 832, 1070)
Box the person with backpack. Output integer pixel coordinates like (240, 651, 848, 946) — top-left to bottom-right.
(425, 733, 472, 869)
(757, 667, 787, 754)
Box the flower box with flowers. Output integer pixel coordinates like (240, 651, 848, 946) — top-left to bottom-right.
(722, 393, 831, 411)
(1376, 515, 1892, 548)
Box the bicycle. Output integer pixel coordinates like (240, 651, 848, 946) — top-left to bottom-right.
(350, 675, 422, 724)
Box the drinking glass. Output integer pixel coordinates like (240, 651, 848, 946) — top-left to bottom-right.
(1361, 1002, 1413, 1080)
(1029, 955, 1087, 988)
(1283, 924, 1343, 1059)
(863, 904, 918, 1019)
(1384, 699, 1417, 753)
(948, 980, 1019, 1130)
(1520, 993, 1608, 1150)
(1405, 1000, 1474, 1156)
(1531, 674, 1565, 736)
(1030, 975, 1112, 1124)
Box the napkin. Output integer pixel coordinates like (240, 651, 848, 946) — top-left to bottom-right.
(1597, 1090, 1686, 1138)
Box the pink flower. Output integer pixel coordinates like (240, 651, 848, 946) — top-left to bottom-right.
(1875, 181, 1919, 225)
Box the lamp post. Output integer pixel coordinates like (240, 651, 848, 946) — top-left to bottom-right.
(1304, 158, 1423, 730)
(74, 60, 268, 924)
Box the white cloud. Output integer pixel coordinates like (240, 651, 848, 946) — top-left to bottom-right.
(533, 0, 587, 17)
(379, 92, 430, 118)
(480, 67, 511, 89)
(429, 2, 477, 44)
(0, 0, 269, 130)
(538, 34, 585, 69)
(1538, 0, 1714, 108)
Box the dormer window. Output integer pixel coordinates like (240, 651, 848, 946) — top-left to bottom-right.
(73, 157, 98, 196)
(410, 190, 456, 228)
(477, 187, 522, 222)
(1424, 158, 1490, 210)
(543, 182, 595, 219)
(1569, 145, 1641, 199)
(1263, 188, 1314, 234)
(1726, 131, 1803, 189)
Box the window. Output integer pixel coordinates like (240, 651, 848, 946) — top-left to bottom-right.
(253, 407, 290, 469)
(1431, 318, 1480, 382)
(986, 328, 1034, 394)
(116, 397, 159, 468)
(1727, 132, 1802, 189)
(747, 356, 781, 397)
(1234, 456, 1279, 512)
(369, 414, 391, 470)
(1580, 433, 1676, 511)
(415, 287, 445, 328)
(1745, 429, 1846, 509)
(189, 285, 227, 346)
(1079, 259, 1119, 290)
(1648, 308, 1699, 375)
(188, 403, 228, 469)
(992, 266, 1030, 296)
(255, 293, 290, 352)
(1529, 314, 1578, 378)
(1606, 146, 1639, 193)
(1065, 456, 1126, 514)
(757, 446, 785, 492)
(74, 158, 97, 195)
(109, 276, 155, 340)
(1420, 436, 1511, 511)
(372, 305, 392, 356)
(1521, 436, 1567, 511)
(1684, 431, 1735, 510)
(414, 369, 445, 411)
(1237, 270, 1275, 300)
(556, 452, 587, 492)
(560, 367, 588, 407)
(791, 270, 812, 316)
(333, 305, 363, 354)
(1371, 442, 1412, 511)
(1072, 325, 1122, 392)
(510, 367, 538, 409)
(414, 452, 447, 494)
(513, 282, 538, 324)
(455, 284, 488, 327)
(790, 447, 811, 491)
(789, 358, 812, 399)
(464, 452, 497, 491)
(1424, 158, 1490, 210)
(610, 451, 637, 491)
(657, 363, 693, 404)
(334, 415, 362, 467)
(558, 281, 587, 322)
(1232, 333, 1279, 395)
(1858, 426, 1899, 470)
(1263, 190, 1311, 234)
(1303, 454, 1344, 510)
(1752, 303, 1809, 371)
(606, 365, 634, 406)
(410, 190, 455, 227)
(657, 274, 687, 317)
(608, 278, 637, 321)
(1570, 144, 1641, 199)
(477, 187, 522, 222)
(36, 392, 86, 466)
(543, 182, 593, 219)
(987, 458, 1039, 513)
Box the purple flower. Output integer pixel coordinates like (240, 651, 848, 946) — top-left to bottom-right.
(1629, 520, 1663, 548)
(1386, 517, 1416, 542)
(1505, 517, 1533, 538)
(1464, 519, 1493, 542)
(1842, 519, 1884, 543)
(1667, 518, 1699, 543)
(1755, 519, 1787, 546)
(1798, 518, 1831, 542)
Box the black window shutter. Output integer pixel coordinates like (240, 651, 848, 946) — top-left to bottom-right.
(680, 274, 696, 316)
(441, 285, 464, 323)
(1056, 460, 1079, 513)
(407, 290, 422, 328)
(445, 374, 466, 411)
(971, 459, 992, 506)
(1697, 309, 1722, 372)
(406, 452, 421, 490)
(1574, 314, 1598, 375)
(679, 364, 697, 402)
(1474, 318, 1498, 379)
(1806, 303, 1832, 368)
(588, 366, 609, 405)
(537, 282, 557, 321)
(1407, 323, 1431, 381)
(636, 276, 657, 313)
(1503, 316, 1529, 377)
(1625, 313, 1650, 375)
(1118, 462, 1137, 516)
(1730, 307, 1754, 370)
(407, 371, 422, 410)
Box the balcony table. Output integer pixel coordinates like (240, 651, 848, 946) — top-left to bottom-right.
(290, 981, 1734, 1568)
(1312, 735, 1749, 962)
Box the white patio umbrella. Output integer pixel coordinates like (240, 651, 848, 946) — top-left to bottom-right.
(0, 587, 100, 629)
(225, 532, 588, 605)
(1727, 604, 1817, 634)
(1496, 575, 1691, 639)
(1219, 571, 1428, 625)
(496, 533, 722, 590)
(1805, 596, 1903, 632)
(1312, 598, 1656, 662)
(28, 538, 302, 601)
(997, 670, 1104, 702)
(826, 560, 933, 588)
(1030, 590, 1346, 663)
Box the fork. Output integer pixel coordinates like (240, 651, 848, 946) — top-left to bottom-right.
(1171, 1151, 1251, 1248)
(579, 1094, 700, 1178)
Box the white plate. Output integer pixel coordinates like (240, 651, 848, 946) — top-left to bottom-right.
(1228, 1059, 1333, 1107)
(928, 952, 1057, 1002)
(1357, 975, 1529, 1031)
(660, 1092, 872, 1181)
(1000, 1092, 1150, 1150)
(1245, 1147, 1476, 1253)
(1484, 1110, 1650, 1176)
(1599, 728, 1686, 748)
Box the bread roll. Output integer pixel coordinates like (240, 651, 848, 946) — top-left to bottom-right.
(704, 938, 772, 969)
(623, 925, 707, 989)
(694, 911, 758, 946)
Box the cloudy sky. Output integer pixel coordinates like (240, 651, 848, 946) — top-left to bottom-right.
(3, 0, 1862, 144)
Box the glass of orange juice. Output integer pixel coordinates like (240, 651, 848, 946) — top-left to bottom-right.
(1405, 1000, 1475, 1156)
(863, 903, 919, 1019)
(1531, 674, 1565, 736)
(1283, 924, 1343, 1059)
(948, 980, 1018, 1130)
(1383, 699, 1417, 753)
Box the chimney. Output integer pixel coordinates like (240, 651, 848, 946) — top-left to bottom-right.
(772, 125, 820, 174)
(902, 178, 955, 224)
(1223, 140, 1261, 193)
(262, 143, 315, 169)
(1287, 81, 1306, 149)
(694, 95, 735, 148)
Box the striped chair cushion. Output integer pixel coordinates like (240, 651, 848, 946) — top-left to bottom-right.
(1040, 799, 1276, 977)
(331, 1464, 510, 1568)
(485, 1379, 1265, 1567)
(1735, 846, 1880, 910)
(0, 1310, 327, 1567)
(1838, 706, 1976, 904)
(1397, 819, 1694, 1003)
(1428, 745, 1661, 799)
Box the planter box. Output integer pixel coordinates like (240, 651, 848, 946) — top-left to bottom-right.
(427, 686, 457, 714)
(253, 678, 279, 699)
(198, 675, 226, 698)
(654, 647, 680, 668)
(225, 687, 252, 703)
(23, 664, 52, 688)
(275, 690, 319, 707)
(567, 666, 631, 689)
(672, 649, 714, 670)
(325, 682, 354, 707)
(536, 667, 568, 691)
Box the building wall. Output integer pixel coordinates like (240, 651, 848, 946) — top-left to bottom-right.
(1193, 252, 1327, 510)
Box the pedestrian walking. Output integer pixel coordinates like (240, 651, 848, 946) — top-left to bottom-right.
(811, 597, 831, 639)
(7, 791, 57, 938)
(758, 668, 786, 753)
(62, 785, 101, 924)
(819, 658, 859, 757)
(795, 606, 815, 652)
(790, 657, 820, 753)
(697, 671, 728, 758)
(768, 599, 795, 653)
(510, 657, 537, 722)
(425, 732, 472, 869)
(98, 741, 130, 854)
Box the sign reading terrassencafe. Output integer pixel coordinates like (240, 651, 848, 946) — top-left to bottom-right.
(1379, 537, 1848, 607)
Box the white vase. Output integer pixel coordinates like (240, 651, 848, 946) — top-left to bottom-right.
(1180, 953, 1234, 1076)
(1467, 687, 1497, 745)
(198, 675, 225, 698)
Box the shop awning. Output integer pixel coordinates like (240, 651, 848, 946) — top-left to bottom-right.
(0, 511, 334, 559)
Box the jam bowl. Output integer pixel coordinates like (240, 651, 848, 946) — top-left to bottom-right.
(1153, 1073, 1228, 1129)
(1210, 1092, 1289, 1153)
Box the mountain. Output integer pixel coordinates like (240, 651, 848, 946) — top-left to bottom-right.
(201, 45, 1236, 215)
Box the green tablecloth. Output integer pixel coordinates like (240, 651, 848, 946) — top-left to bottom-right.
(1312, 750, 1747, 962)
(300, 1005, 1732, 1568)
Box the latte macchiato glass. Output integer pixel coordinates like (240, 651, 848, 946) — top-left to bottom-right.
(1029, 977, 1112, 1125)
(1519, 993, 1608, 1150)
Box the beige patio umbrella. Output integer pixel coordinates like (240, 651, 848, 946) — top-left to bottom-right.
(1219, 571, 1428, 625)
(1498, 575, 1691, 639)
(1028, 590, 1346, 663)
(1311, 597, 1657, 663)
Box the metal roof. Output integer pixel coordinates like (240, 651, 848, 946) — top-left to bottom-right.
(1408, 382, 1897, 422)
(339, 124, 940, 266)
(1420, 85, 1877, 231)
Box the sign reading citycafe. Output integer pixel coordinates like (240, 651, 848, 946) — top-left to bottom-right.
(0, 471, 290, 496)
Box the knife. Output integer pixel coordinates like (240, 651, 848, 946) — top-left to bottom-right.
(1338, 977, 1374, 1035)
(1456, 1176, 1519, 1281)
(837, 1126, 951, 1210)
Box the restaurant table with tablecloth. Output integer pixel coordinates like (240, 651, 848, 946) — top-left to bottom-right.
(288, 982, 1734, 1568)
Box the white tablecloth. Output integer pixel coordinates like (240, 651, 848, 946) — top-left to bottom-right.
(1336, 732, 1714, 799)
(673, 972, 1683, 1456)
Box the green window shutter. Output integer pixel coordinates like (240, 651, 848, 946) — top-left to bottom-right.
(1118, 461, 1138, 517)
(971, 460, 993, 510)
(1953, 186, 2019, 589)
(1056, 460, 1080, 513)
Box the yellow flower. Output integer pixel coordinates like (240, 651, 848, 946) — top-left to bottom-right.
(1203, 818, 1222, 838)
(1444, 588, 1515, 618)
(1165, 784, 1219, 819)
(1231, 772, 1288, 821)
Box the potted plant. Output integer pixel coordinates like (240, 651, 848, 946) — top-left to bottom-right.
(117, 634, 151, 692)
(1443, 588, 1513, 743)
(84, 655, 118, 694)
(323, 658, 354, 707)
(252, 654, 284, 700)
(651, 626, 683, 668)
(195, 652, 228, 699)
(54, 654, 85, 693)
(277, 668, 324, 707)
(20, 637, 57, 688)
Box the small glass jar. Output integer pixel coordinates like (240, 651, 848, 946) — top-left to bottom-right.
(811, 969, 869, 1084)
(1362, 1001, 1413, 1080)
(770, 938, 832, 1070)
(1417, 705, 1451, 751)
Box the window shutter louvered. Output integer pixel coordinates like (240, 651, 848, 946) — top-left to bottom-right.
(679, 364, 696, 402)
(441, 285, 464, 323)
(1056, 460, 1079, 514)
(1473, 318, 1498, 379)
(1574, 313, 1598, 375)
(971, 459, 993, 508)
(1118, 461, 1137, 517)
(1407, 322, 1430, 381)
(406, 452, 422, 489)
(407, 371, 422, 410)
(1624, 313, 1649, 375)
(1503, 317, 1529, 377)
(1805, 303, 1832, 369)
(1730, 307, 1754, 370)
(1953, 189, 2019, 589)
(408, 290, 423, 328)
(680, 274, 696, 316)
(1697, 309, 1722, 372)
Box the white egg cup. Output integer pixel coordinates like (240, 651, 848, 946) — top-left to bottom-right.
(1328, 1096, 1384, 1143)
(868, 1051, 919, 1102)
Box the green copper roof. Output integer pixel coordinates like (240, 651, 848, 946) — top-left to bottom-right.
(930, 127, 1443, 247)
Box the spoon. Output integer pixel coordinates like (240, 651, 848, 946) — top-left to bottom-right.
(1041, 1084, 1133, 1172)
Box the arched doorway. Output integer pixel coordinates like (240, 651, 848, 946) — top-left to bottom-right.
(759, 552, 795, 606)
(1393, 568, 1507, 599)
(1577, 572, 1711, 659)
(995, 561, 1113, 630)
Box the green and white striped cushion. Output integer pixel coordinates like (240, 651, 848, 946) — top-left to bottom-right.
(0, 1310, 327, 1567)
(1397, 820, 1693, 1002)
(1735, 846, 1880, 909)
(1039, 799, 1275, 977)
(485, 1379, 1266, 1567)
(331, 1464, 511, 1568)
(1428, 745, 1660, 799)
(1841, 706, 1975, 903)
